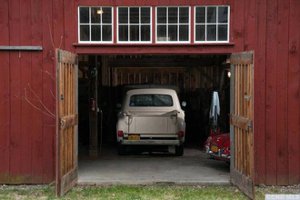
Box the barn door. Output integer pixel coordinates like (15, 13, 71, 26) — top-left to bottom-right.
(56, 49, 78, 196)
(230, 51, 254, 199)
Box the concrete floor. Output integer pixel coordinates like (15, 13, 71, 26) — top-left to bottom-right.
(78, 146, 230, 185)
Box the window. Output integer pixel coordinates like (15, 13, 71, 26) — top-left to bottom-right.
(195, 6, 229, 43)
(78, 7, 113, 43)
(156, 7, 190, 43)
(129, 94, 173, 107)
(118, 7, 152, 43)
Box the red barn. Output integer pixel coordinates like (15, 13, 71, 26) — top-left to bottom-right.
(0, 0, 299, 198)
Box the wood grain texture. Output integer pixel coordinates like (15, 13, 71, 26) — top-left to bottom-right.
(0, 0, 10, 183)
(264, 0, 278, 185)
(287, 0, 300, 185)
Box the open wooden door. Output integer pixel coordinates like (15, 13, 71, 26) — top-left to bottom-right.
(56, 49, 78, 196)
(230, 51, 254, 199)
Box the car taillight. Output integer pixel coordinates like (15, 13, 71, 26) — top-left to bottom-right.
(178, 131, 185, 138)
(117, 130, 124, 137)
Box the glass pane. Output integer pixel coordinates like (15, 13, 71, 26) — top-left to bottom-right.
(130, 94, 173, 107)
(80, 7, 89, 23)
(119, 25, 128, 41)
(157, 25, 167, 41)
(102, 25, 112, 41)
(91, 7, 101, 23)
(207, 7, 216, 23)
(196, 25, 205, 41)
(157, 7, 167, 23)
(179, 25, 188, 41)
(179, 7, 189, 23)
(207, 25, 216, 41)
(141, 25, 150, 41)
(130, 7, 139, 23)
(196, 7, 205, 23)
(218, 25, 228, 41)
(130, 25, 139, 41)
(168, 25, 178, 41)
(141, 7, 150, 23)
(168, 7, 178, 23)
(80, 25, 90, 41)
(91, 25, 101, 41)
(218, 7, 228, 23)
(119, 8, 128, 23)
(102, 7, 112, 23)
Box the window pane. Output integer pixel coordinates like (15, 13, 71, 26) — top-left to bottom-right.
(119, 25, 128, 41)
(80, 25, 90, 41)
(207, 25, 216, 41)
(130, 25, 139, 41)
(196, 25, 205, 41)
(141, 7, 150, 23)
(168, 7, 178, 23)
(141, 25, 150, 41)
(102, 25, 112, 41)
(157, 25, 166, 41)
(130, 7, 139, 23)
(218, 25, 228, 41)
(91, 7, 101, 23)
(218, 7, 228, 23)
(91, 25, 101, 41)
(80, 7, 89, 23)
(168, 25, 178, 41)
(102, 7, 112, 23)
(196, 7, 205, 23)
(157, 7, 167, 23)
(119, 8, 128, 23)
(179, 25, 188, 41)
(207, 7, 216, 23)
(179, 7, 189, 23)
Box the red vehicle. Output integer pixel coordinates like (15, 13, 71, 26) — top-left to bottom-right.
(205, 131, 230, 163)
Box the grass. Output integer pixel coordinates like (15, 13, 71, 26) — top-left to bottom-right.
(0, 184, 299, 200)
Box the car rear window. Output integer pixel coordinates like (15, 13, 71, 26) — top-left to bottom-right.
(129, 94, 173, 107)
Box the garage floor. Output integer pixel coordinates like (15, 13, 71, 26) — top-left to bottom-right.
(78, 146, 230, 185)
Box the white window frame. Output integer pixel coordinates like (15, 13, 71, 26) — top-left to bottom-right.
(155, 6, 191, 44)
(194, 6, 230, 43)
(117, 7, 152, 44)
(78, 6, 114, 44)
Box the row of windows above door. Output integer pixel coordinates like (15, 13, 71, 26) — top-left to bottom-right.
(79, 6, 230, 43)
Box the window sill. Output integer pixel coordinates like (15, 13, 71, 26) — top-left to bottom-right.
(73, 42, 235, 47)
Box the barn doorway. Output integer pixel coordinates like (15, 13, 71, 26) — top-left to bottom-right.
(55, 49, 254, 198)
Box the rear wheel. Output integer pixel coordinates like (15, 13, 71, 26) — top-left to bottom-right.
(175, 145, 184, 156)
(117, 143, 127, 155)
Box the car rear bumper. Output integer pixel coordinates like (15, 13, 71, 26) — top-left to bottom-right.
(121, 139, 181, 145)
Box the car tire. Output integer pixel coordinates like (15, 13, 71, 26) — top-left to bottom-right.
(175, 145, 184, 156)
(117, 144, 126, 155)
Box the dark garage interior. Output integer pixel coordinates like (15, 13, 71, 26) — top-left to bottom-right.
(78, 55, 230, 152)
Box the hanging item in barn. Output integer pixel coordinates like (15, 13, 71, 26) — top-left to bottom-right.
(209, 91, 220, 133)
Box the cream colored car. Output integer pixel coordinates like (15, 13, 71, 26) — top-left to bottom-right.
(116, 88, 186, 156)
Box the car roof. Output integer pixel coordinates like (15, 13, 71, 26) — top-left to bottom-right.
(126, 88, 177, 96)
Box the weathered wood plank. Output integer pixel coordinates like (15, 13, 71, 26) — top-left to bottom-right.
(275, 0, 289, 185)
(265, 0, 278, 185)
(231, 168, 254, 199)
(30, 0, 44, 183)
(254, 0, 267, 184)
(0, 0, 10, 183)
(287, 0, 300, 185)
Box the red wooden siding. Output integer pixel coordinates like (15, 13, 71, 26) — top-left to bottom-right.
(0, 0, 299, 185)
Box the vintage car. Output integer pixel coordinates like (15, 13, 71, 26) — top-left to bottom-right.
(116, 88, 186, 156)
(206, 132, 230, 163)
